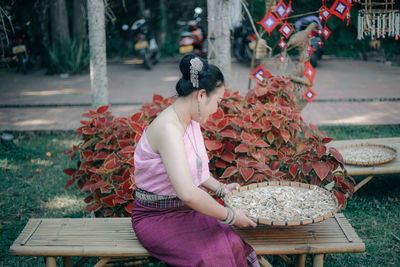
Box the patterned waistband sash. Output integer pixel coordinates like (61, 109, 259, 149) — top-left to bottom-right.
(134, 187, 185, 209)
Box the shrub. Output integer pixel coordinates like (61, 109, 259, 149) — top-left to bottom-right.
(64, 74, 354, 217)
(47, 38, 90, 74)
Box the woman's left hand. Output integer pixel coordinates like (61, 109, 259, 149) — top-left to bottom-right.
(224, 183, 240, 194)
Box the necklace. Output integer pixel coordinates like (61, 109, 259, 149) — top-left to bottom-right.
(172, 105, 203, 180)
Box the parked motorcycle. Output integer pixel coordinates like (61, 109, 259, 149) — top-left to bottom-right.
(295, 16, 323, 68)
(232, 19, 256, 63)
(122, 15, 160, 70)
(177, 7, 207, 58)
(11, 26, 32, 74)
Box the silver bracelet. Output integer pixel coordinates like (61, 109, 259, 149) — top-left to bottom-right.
(215, 183, 227, 198)
(220, 206, 236, 225)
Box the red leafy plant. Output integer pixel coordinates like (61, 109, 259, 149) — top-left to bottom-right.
(64, 75, 354, 217)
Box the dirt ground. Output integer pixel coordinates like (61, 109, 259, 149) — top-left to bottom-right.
(0, 57, 399, 130)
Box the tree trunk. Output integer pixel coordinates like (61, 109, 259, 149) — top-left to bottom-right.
(138, 0, 145, 17)
(72, 0, 87, 42)
(87, 0, 109, 109)
(49, 0, 70, 44)
(158, 0, 167, 48)
(35, 0, 50, 66)
(208, 0, 231, 87)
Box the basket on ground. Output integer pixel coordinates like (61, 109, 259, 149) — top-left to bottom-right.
(335, 143, 397, 166)
(224, 181, 340, 226)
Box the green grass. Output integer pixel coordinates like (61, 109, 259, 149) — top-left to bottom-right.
(1, 125, 399, 266)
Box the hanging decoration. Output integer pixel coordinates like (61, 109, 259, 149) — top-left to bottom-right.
(303, 87, 317, 103)
(278, 39, 287, 49)
(357, 0, 400, 40)
(279, 22, 294, 38)
(275, 0, 288, 20)
(286, 1, 293, 16)
(330, 0, 352, 21)
(322, 25, 332, 39)
(319, 5, 332, 22)
(303, 61, 316, 83)
(249, 64, 271, 84)
(258, 11, 280, 36)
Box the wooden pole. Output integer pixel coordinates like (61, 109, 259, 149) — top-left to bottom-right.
(312, 254, 324, 267)
(46, 257, 57, 267)
(63, 256, 72, 267)
(296, 254, 306, 267)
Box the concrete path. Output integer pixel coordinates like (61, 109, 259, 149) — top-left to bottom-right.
(0, 57, 399, 130)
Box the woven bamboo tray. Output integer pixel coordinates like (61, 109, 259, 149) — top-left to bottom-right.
(335, 143, 397, 167)
(224, 181, 339, 226)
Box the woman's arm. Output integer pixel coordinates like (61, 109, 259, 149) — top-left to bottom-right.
(155, 123, 255, 227)
(202, 173, 240, 195)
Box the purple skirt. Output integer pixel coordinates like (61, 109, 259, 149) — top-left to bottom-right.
(131, 200, 259, 267)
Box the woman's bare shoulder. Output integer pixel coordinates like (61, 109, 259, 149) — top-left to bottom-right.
(145, 109, 182, 153)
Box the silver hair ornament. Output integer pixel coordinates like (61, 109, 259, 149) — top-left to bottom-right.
(190, 57, 203, 88)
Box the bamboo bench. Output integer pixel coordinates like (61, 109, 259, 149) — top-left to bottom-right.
(10, 213, 364, 267)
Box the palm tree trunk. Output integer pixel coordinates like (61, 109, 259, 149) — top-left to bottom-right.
(49, 0, 70, 44)
(72, 0, 87, 42)
(87, 0, 108, 109)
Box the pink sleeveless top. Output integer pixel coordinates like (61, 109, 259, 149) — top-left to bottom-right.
(134, 120, 210, 196)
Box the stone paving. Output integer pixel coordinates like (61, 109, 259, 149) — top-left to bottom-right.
(0, 58, 399, 131)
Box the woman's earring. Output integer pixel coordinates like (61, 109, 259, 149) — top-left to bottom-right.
(198, 103, 202, 120)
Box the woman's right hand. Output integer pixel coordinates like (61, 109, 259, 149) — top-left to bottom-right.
(233, 209, 257, 228)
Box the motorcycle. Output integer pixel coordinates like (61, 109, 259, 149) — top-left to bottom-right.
(11, 26, 32, 74)
(122, 16, 160, 70)
(294, 16, 323, 68)
(178, 7, 207, 58)
(232, 19, 256, 63)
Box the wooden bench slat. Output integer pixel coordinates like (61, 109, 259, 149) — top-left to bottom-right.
(10, 213, 365, 258)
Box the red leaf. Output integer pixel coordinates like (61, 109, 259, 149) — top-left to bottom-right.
(270, 161, 281, 171)
(96, 105, 109, 114)
(130, 112, 143, 122)
(221, 151, 235, 163)
(221, 166, 238, 178)
(272, 120, 281, 129)
(239, 167, 254, 181)
(289, 164, 299, 177)
(235, 144, 250, 153)
(267, 132, 275, 144)
(217, 119, 228, 130)
(240, 131, 253, 143)
(334, 191, 346, 207)
(316, 145, 327, 158)
(153, 94, 164, 104)
(312, 161, 330, 180)
(329, 147, 344, 164)
(118, 145, 136, 158)
(220, 129, 238, 139)
(82, 128, 97, 135)
(255, 139, 269, 148)
(302, 162, 312, 175)
(128, 122, 143, 133)
(103, 153, 122, 170)
(64, 179, 75, 189)
(94, 152, 108, 160)
(113, 198, 127, 204)
(215, 160, 227, 168)
(205, 140, 223, 151)
(309, 123, 319, 132)
(322, 137, 334, 144)
(210, 108, 224, 121)
(101, 195, 116, 207)
(125, 202, 133, 214)
(63, 168, 76, 177)
(280, 130, 290, 143)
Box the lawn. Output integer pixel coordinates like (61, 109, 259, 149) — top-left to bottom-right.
(1, 124, 399, 266)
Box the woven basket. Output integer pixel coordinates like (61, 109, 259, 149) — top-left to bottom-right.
(335, 143, 397, 166)
(224, 181, 339, 226)
(288, 76, 311, 111)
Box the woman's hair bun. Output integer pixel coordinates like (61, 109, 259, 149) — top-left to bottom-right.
(179, 53, 207, 80)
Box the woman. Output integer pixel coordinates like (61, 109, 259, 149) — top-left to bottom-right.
(132, 54, 259, 267)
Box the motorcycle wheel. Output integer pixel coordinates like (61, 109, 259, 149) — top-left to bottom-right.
(310, 52, 318, 68)
(17, 54, 28, 74)
(143, 48, 153, 70)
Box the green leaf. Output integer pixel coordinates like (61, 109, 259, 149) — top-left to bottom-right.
(324, 181, 335, 191)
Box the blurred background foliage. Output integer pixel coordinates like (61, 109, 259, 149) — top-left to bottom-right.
(1, 0, 399, 75)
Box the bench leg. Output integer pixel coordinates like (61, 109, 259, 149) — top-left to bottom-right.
(94, 257, 111, 267)
(257, 255, 273, 267)
(46, 257, 57, 267)
(296, 254, 306, 267)
(62, 256, 72, 267)
(313, 254, 324, 267)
